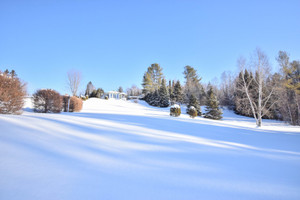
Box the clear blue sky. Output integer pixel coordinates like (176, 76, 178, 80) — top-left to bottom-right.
(1, 0, 299, 95)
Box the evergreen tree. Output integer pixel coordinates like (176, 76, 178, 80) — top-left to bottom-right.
(118, 86, 124, 93)
(168, 80, 174, 102)
(276, 51, 300, 125)
(173, 80, 184, 104)
(234, 70, 255, 117)
(183, 65, 205, 104)
(187, 94, 201, 116)
(90, 88, 104, 98)
(159, 79, 169, 107)
(85, 81, 95, 97)
(204, 86, 222, 120)
(142, 63, 163, 94)
(142, 72, 152, 94)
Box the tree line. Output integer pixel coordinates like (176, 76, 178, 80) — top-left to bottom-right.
(141, 49, 299, 126)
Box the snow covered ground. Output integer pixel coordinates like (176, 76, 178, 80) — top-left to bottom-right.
(1, 98, 300, 200)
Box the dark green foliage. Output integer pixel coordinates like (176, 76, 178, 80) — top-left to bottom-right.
(170, 105, 181, 117)
(187, 94, 201, 116)
(168, 80, 174, 102)
(158, 79, 170, 107)
(142, 65, 169, 107)
(234, 70, 256, 117)
(173, 80, 184, 104)
(90, 88, 104, 98)
(85, 81, 95, 97)
(204, 86, 222, 120)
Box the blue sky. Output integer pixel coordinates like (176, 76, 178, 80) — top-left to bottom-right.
(0, 0, 299, 95)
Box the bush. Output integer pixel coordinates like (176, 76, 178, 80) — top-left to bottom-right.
(69, 96, 83, 112)
(170, 104, 181, 117)
(81, 96, 88, 101)
(33, 89, 62, 113)
(187, 106, 197, 118)
(62, 96, 83, 112)
(0, 70, 27, 114)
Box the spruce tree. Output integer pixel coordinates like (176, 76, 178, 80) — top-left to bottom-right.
(173, 80, 184, 104)
(204, 86, 222, 120)
(85, 81, 95, 97)
(159, 79, 170, 107)
(187, 94, 201, 116)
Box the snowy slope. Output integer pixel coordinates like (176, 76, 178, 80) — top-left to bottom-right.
(0, 98, 300, 200)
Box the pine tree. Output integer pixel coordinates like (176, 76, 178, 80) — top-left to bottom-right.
(173, 80, 184, 104)
(159, 79, 170, 107)
(204, 86, 222, 120)
(183, 65, 205, 104)
(276, 51, 300, 125)
(142, 72, 152, 94)
(187, 94, 201, 116)
(142, 63, 163, 94)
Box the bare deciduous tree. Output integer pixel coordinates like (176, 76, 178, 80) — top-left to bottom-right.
(237, 48, 276, 127)
(67, 70, 82, 96)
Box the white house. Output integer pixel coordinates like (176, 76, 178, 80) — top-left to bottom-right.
(106, 91, 127, 100)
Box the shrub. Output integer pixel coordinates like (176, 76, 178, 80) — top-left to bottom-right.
(170, 104, 181, 117)
(187, 106, 197, 118)
(33, 89, 62, 113)
(62, 96, 83, 112)
(0, 70, 27, 114)
(69, 96, 83, 112)
(105, 96, 108, 100)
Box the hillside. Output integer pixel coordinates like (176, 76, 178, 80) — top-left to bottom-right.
(0, 98, 300, 200)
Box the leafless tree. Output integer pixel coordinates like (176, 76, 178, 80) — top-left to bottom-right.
(237, 48, 276, 127)
(219, 71, 235, 109)
(126, 85, 142, 96)
(67, 70, 82, 96)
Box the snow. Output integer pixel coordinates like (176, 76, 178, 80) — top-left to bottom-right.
(0, 98, 300, 200)
(171, 104, 180, 108)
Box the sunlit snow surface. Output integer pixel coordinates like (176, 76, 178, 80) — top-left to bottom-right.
(0, 98, 300, 200)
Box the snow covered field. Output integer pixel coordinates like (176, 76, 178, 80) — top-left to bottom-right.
(1, 98, 300, 200)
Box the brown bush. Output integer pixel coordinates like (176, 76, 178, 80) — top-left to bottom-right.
(187, 106, 197, 118)
(69, 96, 83, 112)
(33, 89, 62, 113)
(170, 105, 181, 117)
(0, 70, 27, 114)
